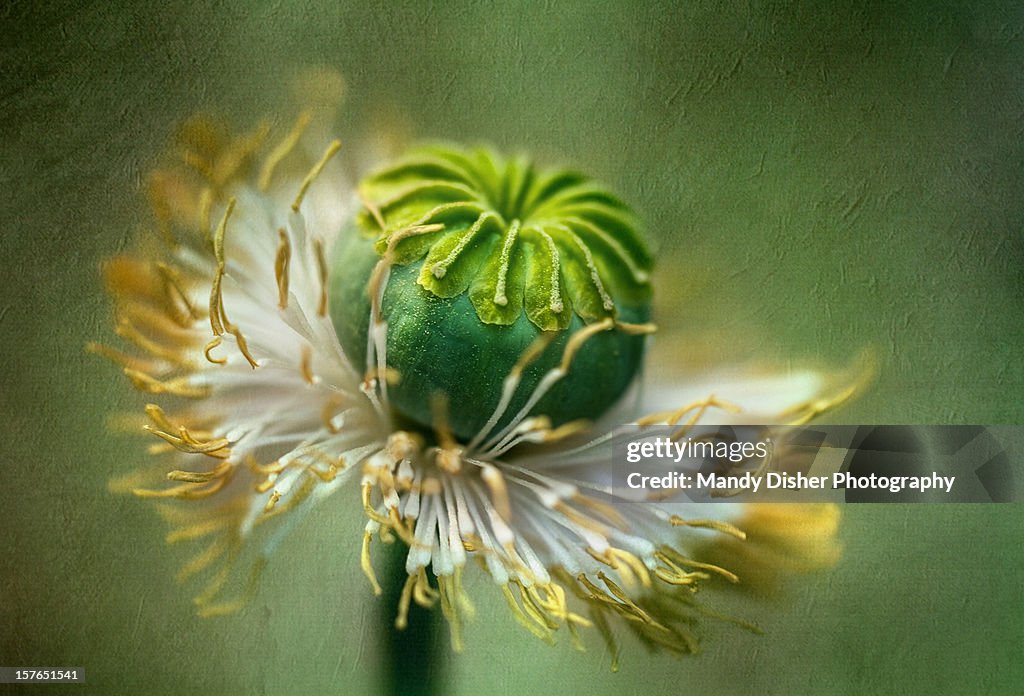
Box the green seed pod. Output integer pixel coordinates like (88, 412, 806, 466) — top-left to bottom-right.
(331, 144, 653, 441)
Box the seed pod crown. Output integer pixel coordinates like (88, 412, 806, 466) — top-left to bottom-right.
(357, 144, 652, 330)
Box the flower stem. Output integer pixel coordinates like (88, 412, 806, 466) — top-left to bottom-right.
(379, 542, 446, 696)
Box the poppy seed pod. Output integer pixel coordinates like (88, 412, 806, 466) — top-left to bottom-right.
(332, 144, 654, 440)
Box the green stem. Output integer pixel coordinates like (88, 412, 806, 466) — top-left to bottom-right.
(379, 542, 445, 696)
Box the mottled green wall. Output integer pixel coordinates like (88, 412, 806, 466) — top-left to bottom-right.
(2, 1, 1021, 694)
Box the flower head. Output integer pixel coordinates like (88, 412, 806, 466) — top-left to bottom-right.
(95, 86, 858, 664)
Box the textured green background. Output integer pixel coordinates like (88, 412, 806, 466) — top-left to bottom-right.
(2, 1, 1022, 694)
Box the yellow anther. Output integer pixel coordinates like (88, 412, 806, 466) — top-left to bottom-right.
(274, 228, 291, 309)
(670, 515, 747, 540)
(312, 237, 328, 316)
(361, 529, 383, 596)
(259, 110, 312, 191)
(300, 345, 315, 385)
(292, 139, 341, 213)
